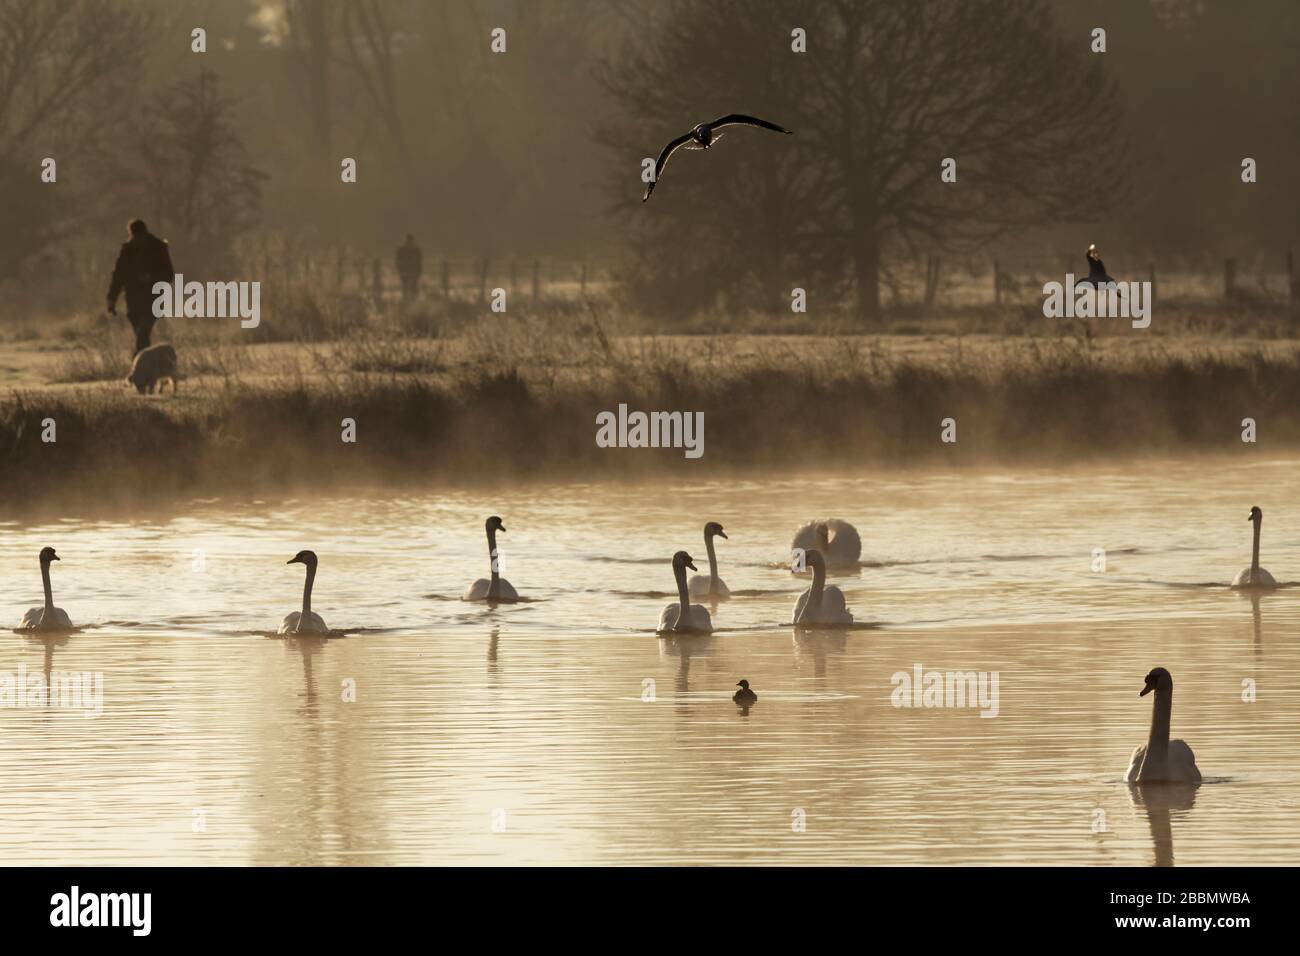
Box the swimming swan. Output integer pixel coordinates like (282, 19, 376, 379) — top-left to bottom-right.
(1231, 506, 1277, 589)
(793, 549, 854, 625)
(19, 547, 73, 631)
(733, 679, 757, 704)
(279, 550, 329, 634)
(1125, 667, 1201, 784)
(463, 515, 520, 601)
(688, 522, 730, 599)
(658, 551, 713, 634)
(790, 519, 861, 571)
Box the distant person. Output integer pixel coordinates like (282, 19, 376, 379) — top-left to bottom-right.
(106, 219, 175, 356)
(395, 234, 422, 302)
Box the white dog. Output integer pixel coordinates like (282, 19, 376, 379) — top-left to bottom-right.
(125, 343, 178, 394)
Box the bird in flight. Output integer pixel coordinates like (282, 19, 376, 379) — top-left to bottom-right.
(643, 114, 793, 201)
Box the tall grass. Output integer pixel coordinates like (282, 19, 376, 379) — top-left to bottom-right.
(5, 339, 1300, 515)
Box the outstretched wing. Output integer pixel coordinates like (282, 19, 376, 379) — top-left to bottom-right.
(643, 131, 695, 201)
(710, 113, 793, 135)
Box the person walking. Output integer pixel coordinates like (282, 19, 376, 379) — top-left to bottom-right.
(106, 219, 176, 356)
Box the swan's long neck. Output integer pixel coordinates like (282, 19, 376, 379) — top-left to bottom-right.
(1251, 517, 1261, 574)
(675, 561, 691, 620)
(40, 559, 54, 611)
(704, 532, 719, 587)
(486, 526, 500, 597)
(1145, 686, 1173, 770)
(301, 562, 316, 619)
(810, 559, 826, 609)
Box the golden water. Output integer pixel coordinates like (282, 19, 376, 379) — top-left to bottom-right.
(3, 458, 1299, 864)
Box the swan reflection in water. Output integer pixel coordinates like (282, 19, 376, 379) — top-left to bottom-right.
(1129, 782, 1199, 867)
(657, 631, 715, 701)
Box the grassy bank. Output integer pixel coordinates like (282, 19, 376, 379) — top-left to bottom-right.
(4, 331, 1299, 515)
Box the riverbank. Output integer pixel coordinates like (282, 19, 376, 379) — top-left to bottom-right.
(4, 328, 1298, 514)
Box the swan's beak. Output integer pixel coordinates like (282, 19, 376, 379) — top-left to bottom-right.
(286, 557, 300, 565)
(50, 554, 59, 561)
(498, 524, 507, 533)
(686, 559, 697, 571)
(1140, 682, 1154, 696)
(717, 531, 728, 539)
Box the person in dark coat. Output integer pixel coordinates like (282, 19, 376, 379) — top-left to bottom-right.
(395, 233, 422, 302)
(106, 219, 176, 356)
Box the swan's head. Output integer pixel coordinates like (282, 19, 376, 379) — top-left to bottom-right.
(673, 550, 698, 572)
(1140, 667, 1172, 697)
(287, 550, 318, 568)
(39, 546, 59, 564)
(1249, 505, 1262, 523)
(705, 521, 727, 540)
(736, 679, 750, 690)
(486, 515, 507, 534)
(1087, 243, 1100, 259)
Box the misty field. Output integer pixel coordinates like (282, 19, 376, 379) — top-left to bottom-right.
(3, 300, 1300, 515)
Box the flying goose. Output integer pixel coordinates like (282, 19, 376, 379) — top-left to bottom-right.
(643, 114, 793, 201)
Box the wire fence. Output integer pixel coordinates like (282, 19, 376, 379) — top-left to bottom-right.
(7, 246, 1299, 316)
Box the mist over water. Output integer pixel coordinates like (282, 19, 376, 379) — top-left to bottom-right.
(1, 456, 1297, 864)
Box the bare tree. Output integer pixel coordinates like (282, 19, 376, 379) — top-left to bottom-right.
(123, 67, 266, 272)
(336, 0, 407, 154)
(802, 0, 1124, 317)
(0, 0, 146, 279)
(599, 0, 845, 316)
(601, 0, 1123, 320)
(284, 0, 334, 154)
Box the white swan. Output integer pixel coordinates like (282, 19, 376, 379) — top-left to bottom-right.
(463, 515, 520, 601)
(1125, 667, 1202, 784)
(793, 549, 854, 625)
(1231, 506, 1278, 589)
(279, 550, 330, 634)
(658, 551, 713, 633)
(790, 518, 861, 571)
(687, 522, 730, 599)
(19, 547, 74, 631)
